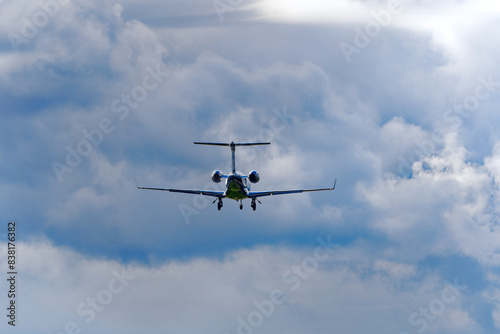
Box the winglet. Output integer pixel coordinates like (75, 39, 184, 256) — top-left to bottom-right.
(333, 178, 337, 190)
(135, 177, 139, 189)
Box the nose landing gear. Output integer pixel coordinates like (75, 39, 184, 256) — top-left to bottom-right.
(240, 200, 243, 210)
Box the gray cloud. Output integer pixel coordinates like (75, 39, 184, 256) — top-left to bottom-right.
(0, 239, 478, 334)
(2, 0, 500, 332)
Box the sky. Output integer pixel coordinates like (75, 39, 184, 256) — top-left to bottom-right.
(1, 0, 500, 333)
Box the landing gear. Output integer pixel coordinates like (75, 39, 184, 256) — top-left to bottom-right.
(251, 198, 260, 211)
(239, 200, 243, 210)
(215, 198, 223, 211)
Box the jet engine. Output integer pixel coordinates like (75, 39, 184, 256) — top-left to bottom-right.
(248, 170, 260, 183)
(212, 170, 223, 183)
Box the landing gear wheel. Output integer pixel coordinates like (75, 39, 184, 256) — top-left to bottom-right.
(251, 200, 256, 211)
(239, 201, 243, 210)
(217, 198, 223, 211)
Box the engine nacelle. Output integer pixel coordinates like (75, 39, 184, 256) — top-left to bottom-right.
(248, 170, 260, 183)
(212, 170, 223, 183)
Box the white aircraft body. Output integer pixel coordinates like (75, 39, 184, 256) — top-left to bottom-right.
(137, 141, 336, 210)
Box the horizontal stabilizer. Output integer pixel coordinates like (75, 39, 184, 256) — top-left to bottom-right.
(194, 141, 270, 147)
(194, 141, 269, 173)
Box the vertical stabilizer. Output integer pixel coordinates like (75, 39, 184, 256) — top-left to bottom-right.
(194, 141, 270, 174)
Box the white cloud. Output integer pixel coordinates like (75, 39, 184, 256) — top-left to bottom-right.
(2, 0, 500, 332)
(252, 0, 500, 79)
(0, 239, 480, 334)
(254, 0, 370, 23)
(360, 131, 500, 267)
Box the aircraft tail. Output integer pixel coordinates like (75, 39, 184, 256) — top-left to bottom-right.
(193, 142, 270, 147)
(194, 141, 270, 173)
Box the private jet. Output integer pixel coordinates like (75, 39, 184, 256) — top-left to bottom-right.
(137, 142, 336, 210)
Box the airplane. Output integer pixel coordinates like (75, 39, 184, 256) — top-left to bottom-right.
(136, 141, 336, 211)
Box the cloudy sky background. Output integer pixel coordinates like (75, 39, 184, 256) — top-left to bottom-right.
(2, 0, 500, 333)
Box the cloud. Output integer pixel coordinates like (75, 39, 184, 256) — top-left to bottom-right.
(359, 131, 500, 268)
(1, 0, 500, 332)
(254, 0, 370, 23)
(0, 238, 482, 334)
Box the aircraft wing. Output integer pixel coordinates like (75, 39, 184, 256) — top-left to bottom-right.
(248, 179, 336, 198)
(137, 184, 224, 198)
